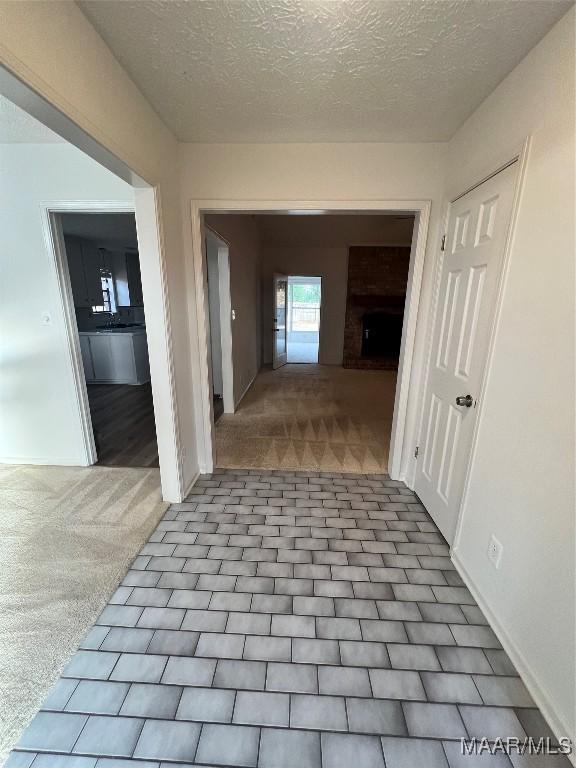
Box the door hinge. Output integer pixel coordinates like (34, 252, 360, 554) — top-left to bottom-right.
(440, 235, 446, 251)
(414, 446, 419, 459)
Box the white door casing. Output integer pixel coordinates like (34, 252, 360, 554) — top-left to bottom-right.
(415, 163, 518, 544)
(273, 273, 288, 369)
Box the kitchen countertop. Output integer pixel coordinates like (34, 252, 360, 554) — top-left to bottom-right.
(78, 326, 147, 336)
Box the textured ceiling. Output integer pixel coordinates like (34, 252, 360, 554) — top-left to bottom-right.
(0, 95, 64, 143)
(79, 0, 572, 143)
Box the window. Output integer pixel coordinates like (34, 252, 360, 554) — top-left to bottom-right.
(91, 268, 117, 314)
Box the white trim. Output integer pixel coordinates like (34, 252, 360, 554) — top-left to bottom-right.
(217, 245, 235, 414)
(389, 204, 431, 482)
(0, 455, 89, 466)
(205, 227, 235, 415)
(287, 274, 322, 365)
(181, 468, 201, 505)
(451, 550, 575, 752)
(190, 205, 215, 474)
(134, 187, 184, 502)
(190, 199, 431, 479)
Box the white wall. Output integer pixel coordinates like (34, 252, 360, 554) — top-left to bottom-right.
(0, 1, 197, 500)
(448, 8, 575, 742)
(204, 215, 261, 405)
(259, 214, 415, 365)
(0, 143, 133, 463)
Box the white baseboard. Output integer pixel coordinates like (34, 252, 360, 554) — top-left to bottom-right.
(451, 548, 575, 763)
(0, 455, 89, 466)
(181, 468, 201, 501)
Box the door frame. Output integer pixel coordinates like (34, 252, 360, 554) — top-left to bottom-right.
(286, 274, 322, 364)
(41, 201, 137, 466)
(414, 138, 531, 553)
(204, 227, 235, 414)
(272, 273, 289, 369)
(41, 196, 183, 502)
(190, 199, 431, 476)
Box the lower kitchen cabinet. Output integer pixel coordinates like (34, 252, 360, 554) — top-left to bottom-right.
(79, 331, 150, 385)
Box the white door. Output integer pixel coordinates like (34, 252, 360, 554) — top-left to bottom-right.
(272, 273, 288, 369)
(415, 163, 517, 543)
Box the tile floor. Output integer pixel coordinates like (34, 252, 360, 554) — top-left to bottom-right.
(7, 469, 568, 767)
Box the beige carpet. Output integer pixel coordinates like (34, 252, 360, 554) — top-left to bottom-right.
(0, 463, 167, 764)
(216, 364, 397, 473)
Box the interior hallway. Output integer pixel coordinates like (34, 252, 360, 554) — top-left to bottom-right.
(0, 463, 166, 764)
(215, 365, 396, 473)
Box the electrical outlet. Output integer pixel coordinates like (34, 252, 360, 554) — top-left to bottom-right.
(487, 534, 503, 569)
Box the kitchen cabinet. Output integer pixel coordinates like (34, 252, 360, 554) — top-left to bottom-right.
(79, 335, 95, 379)
(125, 251, 144, 306)
(65, 236, 105, 308)
(79, 330, 150, 385)
(83, 241, 106, 307)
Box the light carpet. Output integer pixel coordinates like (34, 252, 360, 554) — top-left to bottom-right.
(216, 364, 397, 473)
(0, 463, 166, 764)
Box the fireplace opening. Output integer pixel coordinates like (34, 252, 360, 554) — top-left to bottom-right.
(361, 311, 404, 360)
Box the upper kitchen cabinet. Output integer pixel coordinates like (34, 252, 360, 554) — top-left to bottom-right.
(108, 249, 143, 307)
(64, 235, 104, 308)
(65, 237, 90, 307)
(125, 251, 144, 306)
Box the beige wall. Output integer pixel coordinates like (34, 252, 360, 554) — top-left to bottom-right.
(0, 0, 197, 498)
(204, 215, 262, 404)
(258, 215, 414, 365)
(179, 142, 447, 480)
(447, 8, 575, 742)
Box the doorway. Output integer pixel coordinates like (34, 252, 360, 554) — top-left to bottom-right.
(192, 203, 431, 478)
(286, 276, 321, 363)
(57, 211, 159, 468)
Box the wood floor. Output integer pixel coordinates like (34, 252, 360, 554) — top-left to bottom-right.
(87, 383, 159, 467)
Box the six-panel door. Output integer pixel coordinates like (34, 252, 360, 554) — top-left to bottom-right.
(415, 163, 517, 543)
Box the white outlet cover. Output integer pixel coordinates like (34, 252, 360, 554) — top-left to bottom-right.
(487, 534, 503, 569)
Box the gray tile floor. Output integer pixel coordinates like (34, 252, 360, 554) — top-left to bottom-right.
(7, 469, 568, 768)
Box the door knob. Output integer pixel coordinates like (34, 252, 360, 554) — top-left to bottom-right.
(456, 395, 473, 407)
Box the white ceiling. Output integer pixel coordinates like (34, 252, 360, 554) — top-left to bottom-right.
(0, 95, 64, 143)
(80, 0, 571, 143)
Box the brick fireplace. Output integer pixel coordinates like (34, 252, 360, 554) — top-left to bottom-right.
(343, 245, 411, 370)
